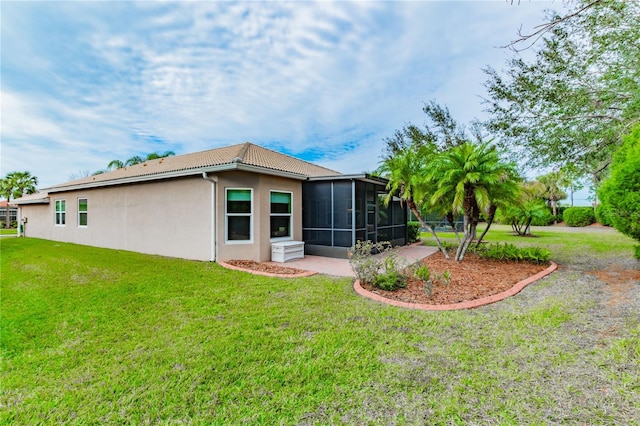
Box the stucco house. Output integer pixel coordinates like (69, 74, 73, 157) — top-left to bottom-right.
(14, 143, 407, 262)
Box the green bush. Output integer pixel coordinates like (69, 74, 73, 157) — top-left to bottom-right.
(563, 207, 596, 227)
(348, 240, 389, 284)
(634, 245, 640, 260)
(595, 204, 613, 226)
(530, 207, 555, 226)
(407, 221, 421, 243)
(598, 124, 640, 247)
(475, 243, 551, 264)
(374, 271, 406, 291)
(348, 240, 409, 289)
(414, 264, 430, 281)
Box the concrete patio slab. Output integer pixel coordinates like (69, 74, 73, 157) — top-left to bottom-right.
(269, 244, 439, 277)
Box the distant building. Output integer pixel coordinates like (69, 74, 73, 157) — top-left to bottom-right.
(0, 200, 18, 226)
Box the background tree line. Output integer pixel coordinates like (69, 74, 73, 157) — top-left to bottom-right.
(377, 0, 639, 258)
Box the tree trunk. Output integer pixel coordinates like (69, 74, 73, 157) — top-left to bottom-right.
(407, 200, 450, 260)
(446, 211, 461, 245)
(524, 218, 533, 236)
(551, 199, 558, 224)
(455, 218, 476, 262)
(475, 205, 497, 248)
(4, 206, 9, 229)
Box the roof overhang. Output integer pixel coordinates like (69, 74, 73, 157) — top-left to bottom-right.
(43, 163, 310, 193)
(306, 173, 389, 186)
(13, 195, 50, 205)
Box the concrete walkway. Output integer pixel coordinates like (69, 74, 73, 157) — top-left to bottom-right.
(272, 244, 439, 277)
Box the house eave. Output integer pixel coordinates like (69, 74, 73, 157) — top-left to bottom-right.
(13, 197, 50, 205)
(306, 173, 388, 186)
(43, 163, 309, 194)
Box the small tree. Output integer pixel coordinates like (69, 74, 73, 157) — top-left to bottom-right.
(500, 200, 549, 236)
(429, 141, 519, 261)
(377, 141, 450, 259)
(537, 171, 569, 222)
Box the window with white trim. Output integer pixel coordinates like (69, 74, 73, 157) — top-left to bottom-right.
(55, 199, 66, 225)
(78, 198, 88, 227)
(226, 188, 252, 242)
(270, 191, 292, 239)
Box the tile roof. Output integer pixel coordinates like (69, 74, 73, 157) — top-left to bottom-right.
(44, 142, 340, 192)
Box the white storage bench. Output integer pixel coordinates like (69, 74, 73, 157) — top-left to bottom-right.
(271, 241, 305, 263)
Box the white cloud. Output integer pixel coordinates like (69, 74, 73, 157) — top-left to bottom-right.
(1, 0, 563, 187)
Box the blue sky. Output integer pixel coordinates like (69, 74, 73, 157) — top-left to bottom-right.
(2, 1, 570, 192)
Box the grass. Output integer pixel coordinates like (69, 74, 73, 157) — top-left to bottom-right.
(1, 233, 639, 424)
(422, 224, 637, 263)
(0, 229, 17, 236)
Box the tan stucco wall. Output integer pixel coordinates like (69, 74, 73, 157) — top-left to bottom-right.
(19, 204, 51, 239)
(20, 177, 213, 261)
(215, 171, 303, 262)
(19, 171, 303, 263)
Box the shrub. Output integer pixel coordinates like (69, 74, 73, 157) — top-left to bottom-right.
(407, 222, 421, 243)
(439, 270, 451, 286)
(414, 264, 430, 281)
(635, 245, 640, 260)
(563, 207, 596, 227)
(595, 204, 613, 226)
(348, 240, 408, 289)
(598, 125, 640, 248)
(475, 242, 551, 264)
(530, 207, 555, 226)
(374, 271, 406, 291)
(348, 240, 388, 284)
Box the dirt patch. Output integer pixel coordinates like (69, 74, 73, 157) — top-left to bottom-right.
(226, 259, 308, 275)
(590, 266, 640, 315)
(360, 252, 548, 305)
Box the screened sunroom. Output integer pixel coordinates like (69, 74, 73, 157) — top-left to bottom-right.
(302, 174, 407, 258)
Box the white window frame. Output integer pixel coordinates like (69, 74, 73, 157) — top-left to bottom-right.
(225, 188, 253, 244)
(270, 190, 293, 242)
(55, 199, 66, 226)
(78, 198, 88, 227)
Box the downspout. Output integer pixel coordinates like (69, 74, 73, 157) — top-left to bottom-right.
(202, 173, 218, 262)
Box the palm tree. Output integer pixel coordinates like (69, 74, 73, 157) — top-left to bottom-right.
(0, 177, 14, 229)
(429, 141, 518, 261)
(377, 141, 450, 259)
(107, 151, 176, 170)
(107, 159, 125, 170)
(145, 150, 175, 160)
(474, 168, 520, 247)
(537, 171, 569, 222)
(11, 171, 38, 197)
(0, 171, 38, 228)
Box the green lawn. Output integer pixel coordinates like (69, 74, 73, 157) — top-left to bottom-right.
(0, 229, 17, 236)
(1, 233, 638, 424)
(422, 224, 635, 263)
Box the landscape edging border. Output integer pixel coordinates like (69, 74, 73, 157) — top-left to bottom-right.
(218, 260, 317, 278)
(353, 261, 558, 310)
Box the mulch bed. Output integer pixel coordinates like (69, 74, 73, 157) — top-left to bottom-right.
(227, 252, 550, 306)
(360, 252, 549, 305)
(225, 260, 307, 275)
